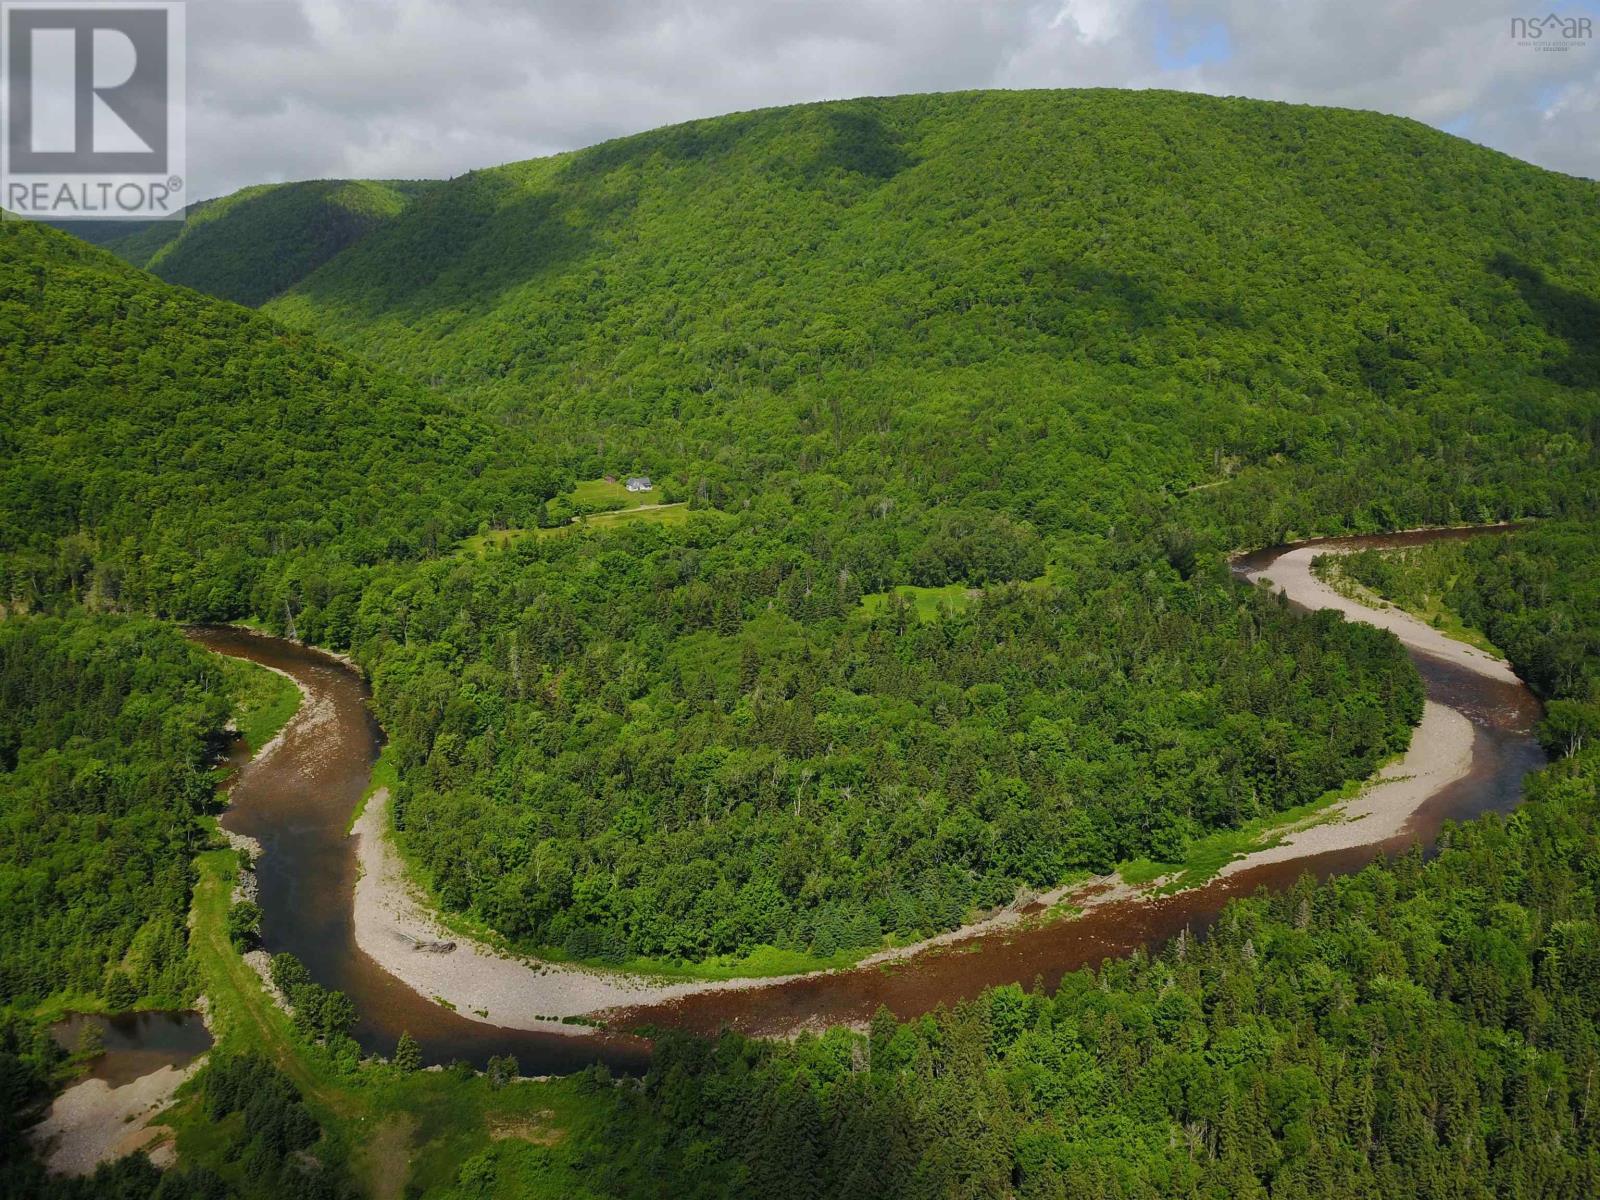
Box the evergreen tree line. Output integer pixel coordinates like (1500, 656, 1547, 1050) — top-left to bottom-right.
(269, 953, 362, 1070)
(358, 535, 1422, 964)
(0, 614, 229, 1008)
(592, 744, 1600, 1200)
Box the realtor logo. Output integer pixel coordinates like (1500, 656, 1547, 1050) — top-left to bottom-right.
(1511, 12, 1593, 51)
(2, 1, 185, 219)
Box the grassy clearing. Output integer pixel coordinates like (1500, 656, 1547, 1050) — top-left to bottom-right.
(459, 503, 690, 555)
(348, 743, 398, 832)
(378, 1073, 664, 1199)
(1407, 590, 1502, 656)
(458, 476, 680, 554)
(459, 528, 534, 554)
(858, 582, 982, 620)
(216, 653, 303, 752)
(27, 994, 102, 1023)
(857, 571, 1060, 623)
(568, 503, 688, 532)
(570, 476, 658, 510)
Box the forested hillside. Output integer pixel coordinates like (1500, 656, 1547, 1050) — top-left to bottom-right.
(606, 747, 1600, 1200)
(261, 90, 1600, 969)
(52, 179, 438, 307)
(0, 613, 226, 1010)
(359, 533, 1420, 965)
(5, 86, 1600, 1199)
(0, 221, 559, 626)
(14, 91, 1600, 971)
(268, 90, 1600, 545)
(551, 523, 1600, 1200)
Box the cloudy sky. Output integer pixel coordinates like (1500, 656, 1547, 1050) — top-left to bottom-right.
(187, 0, 1600, 200)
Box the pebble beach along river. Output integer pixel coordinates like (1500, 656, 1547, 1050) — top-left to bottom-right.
(183, 526, 1545, 1072)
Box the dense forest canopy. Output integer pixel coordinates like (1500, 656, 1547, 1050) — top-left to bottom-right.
(2, 86, 1600, 1198)
(0, 221, 561, 625)
(268, 90, 1600, 545)
(553, 523, 1600, 1200)
(359, 532, 1420, 963)
(49, 178, 439, 307)
(611, 746, 1600, 1200)
(264, 90, 1600, 966)
(0, 613, 226, 1010)
(8, 91, 1600, 969)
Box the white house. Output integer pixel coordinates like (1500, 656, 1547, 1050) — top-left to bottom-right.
(625, 476, 653, 492)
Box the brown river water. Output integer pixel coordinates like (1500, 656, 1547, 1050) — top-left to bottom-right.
(183, 527, 1545, 1072)
(185, 625, 651, 1074)
(50, 1011, 213, 1087)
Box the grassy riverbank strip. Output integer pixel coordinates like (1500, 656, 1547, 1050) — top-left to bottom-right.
(1116, 768, 1384, 895)
(217, 654, 305, 753)
(183, 835, 680, 1198)
(163, 655, 677, 1198)
(1310, 550, 1503, 657)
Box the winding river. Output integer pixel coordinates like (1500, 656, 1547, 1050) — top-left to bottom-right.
(187, 526, 1545, 1073)
(186, 625, 651, 1074)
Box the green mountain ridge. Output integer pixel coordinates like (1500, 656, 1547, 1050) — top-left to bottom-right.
(0, 219, 552, 624)
(260, 89, 1599, 539)
(50, 177, 440, 307)
(11, 89, 1600, 970)
(6, 86, 1600, 1200)
(243, 93, 1600, 968)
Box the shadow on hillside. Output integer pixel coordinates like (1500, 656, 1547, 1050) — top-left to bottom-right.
(799, 105, 919, 184)
(560, 110, 764, 180)
(1490, 253, 1600, 388)
(284, 167, 627, 328)
(1033, 259, 1247, 339)
(561, 100, 919, 187)
(282, 102, 924, 343)
(161, 181, 390, 307)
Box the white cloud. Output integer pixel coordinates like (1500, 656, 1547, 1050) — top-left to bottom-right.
(1049, 0, 1129, 45)
(180, 0, 1600, 200)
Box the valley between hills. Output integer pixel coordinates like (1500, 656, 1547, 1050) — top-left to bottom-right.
(6, 89, 1600, 1200)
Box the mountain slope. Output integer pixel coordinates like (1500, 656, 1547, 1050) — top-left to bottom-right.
(8, 90, 1599, 975)
(251, 89, 1600, 968)
(57, 178, 439, 307)
(0, 220, 552, 625)
(266, 89, 1600, 540)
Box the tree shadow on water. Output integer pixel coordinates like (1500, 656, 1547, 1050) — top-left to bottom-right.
(1489, 252, 1600, 388)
